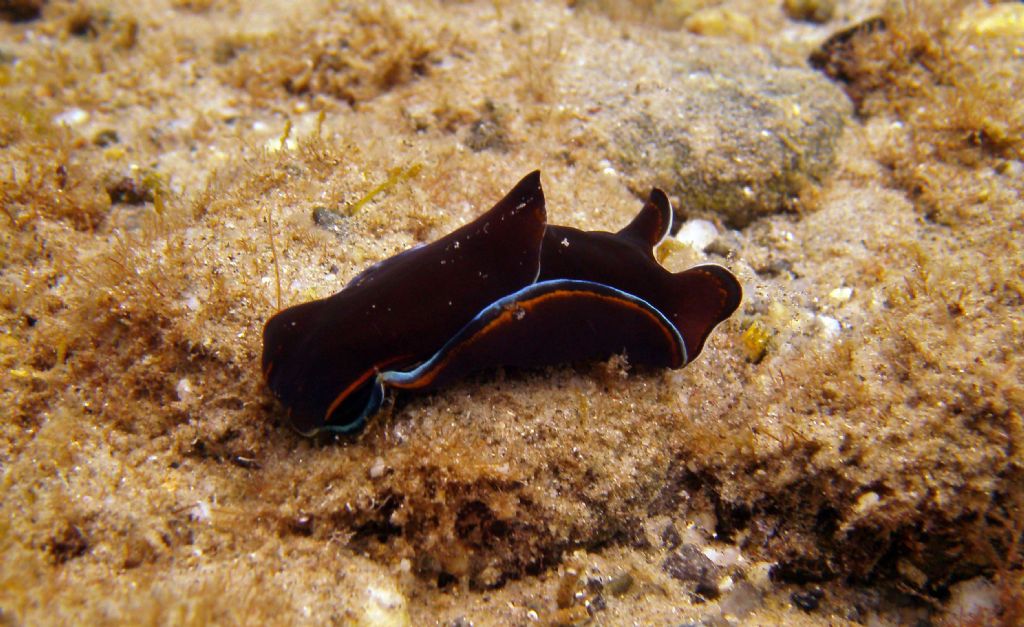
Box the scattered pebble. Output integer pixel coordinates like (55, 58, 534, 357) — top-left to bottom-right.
(93, 129, 120, 146)
(290, 514, 314, 536)
(702, 545, 742, 568)
(828, 286, 853, 305)
(945, 577, 999, 622)
(465, 103, 509, 153)
(791, 587, 825, 612)
(955, 3, 1024, 38)
(719, 580, 762, 619)
(369, 456, 387, 479)
(661, 523, 682, 549)
(1, 0, 45, 22)
(817, 314, 840, 337)
(176, 377, 194, 403)
(605, 571, 634, 597)
(264, 135, 297, 153)
(190, 500, 211, 523)
(897, 559, 928, 589)
(684, 8, 756, 41)
(783, 0, 836, 24)
(313, 206, 347, 234)
(183, 292, 201, 311)
(663, 544, 721, 598)
(361, 581, 410, 626)
(853, 490, 880, 515)
(106, 175, 154, 205)
(54, 108, 89, 127)
(676, 219, 719, 251)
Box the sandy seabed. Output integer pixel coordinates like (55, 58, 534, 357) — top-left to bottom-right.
(1, 0, 1022, 625)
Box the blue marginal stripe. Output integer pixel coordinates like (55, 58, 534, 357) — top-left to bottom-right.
(315, 381, 385, 435)
(379, 279, 687, 388)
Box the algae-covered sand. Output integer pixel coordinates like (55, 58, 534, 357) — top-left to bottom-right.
(1, 0, 1022, 624)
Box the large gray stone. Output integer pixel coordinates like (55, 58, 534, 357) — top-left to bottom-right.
(562, 36, 851, 227)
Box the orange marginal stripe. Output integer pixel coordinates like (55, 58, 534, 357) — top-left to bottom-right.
(323, 352, 415, 421)
(388, 288, 682, 391)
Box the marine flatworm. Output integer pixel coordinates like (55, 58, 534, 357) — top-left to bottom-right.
(262, 171, 741, 434)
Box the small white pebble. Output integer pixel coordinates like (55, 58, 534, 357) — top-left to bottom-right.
(676, 219, 718, 251)
(817, 314, 841, 337)
(369, 457, 387, 479)
(264, 136, 298, 152)
(703, 545, 742, 567)
(854, 491, 880, 515)
(829, 286, 853, 304)
(54, 108, 89, 127)
(366, 584, 403, 610)
(946, 577, 999, 621)
(191, 500, 211, 522)
(176, 377, 194, 402)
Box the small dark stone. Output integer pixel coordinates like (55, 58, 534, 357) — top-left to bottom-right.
(213, 38, 242, 64)
(663, 544, 720, 599)
(288, 516, 311, 536)
(312, 206, 346, 233)
(783, 0, 836, 24)
(67, 8, 103, 38)
(93, 129, 120, 146)
(1, 0, 45, 22)
(465, 118, 509, 152)
(769, 558, 835, 584)
(703, 238, 735, 258)
(464, 101, 509, 153)
(755, 259, 793, 278)
(661, 523, 682, 549)
(587, 593, 606, 613)
(46, 525, 89, 564)
(809, 17, 887, 111)
(791, 587, 825, 612)
(106, 176, 153, 205)
(605, 571, 634, 597)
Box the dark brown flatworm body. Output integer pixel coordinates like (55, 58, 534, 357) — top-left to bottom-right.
(381, 280, 685, 393)
(262, 172, 741, 434)
(540, 190, 741, 362)
(262, 171, 545, 434)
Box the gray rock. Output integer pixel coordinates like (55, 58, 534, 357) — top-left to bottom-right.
(561, 37, 851, 227)
(720, 581, 762, 619)
(663, 544, 721, 598)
